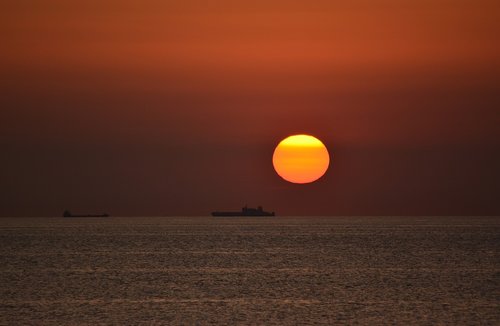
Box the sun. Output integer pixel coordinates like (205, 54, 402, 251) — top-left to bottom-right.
(272, 134, 330, 184)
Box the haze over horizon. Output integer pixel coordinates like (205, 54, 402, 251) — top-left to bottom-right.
(1, 0, 499, 216)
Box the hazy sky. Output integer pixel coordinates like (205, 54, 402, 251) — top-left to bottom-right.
(1, 0, 499, 216)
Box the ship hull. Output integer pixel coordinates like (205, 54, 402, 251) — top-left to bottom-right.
(64, 215, 109, 218)
(211, 212, 275, 217)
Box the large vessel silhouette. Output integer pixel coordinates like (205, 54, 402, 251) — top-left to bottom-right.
(63, 210, 109, 218)
(211, 206, 275, 217)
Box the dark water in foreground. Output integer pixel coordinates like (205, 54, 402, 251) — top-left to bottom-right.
(0, 216, 498, 325)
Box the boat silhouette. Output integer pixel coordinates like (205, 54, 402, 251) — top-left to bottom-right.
(63, 210, 110, 218)
(211, 206, 275, 217)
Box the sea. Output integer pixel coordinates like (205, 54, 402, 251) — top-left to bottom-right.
(0, 216, 498, 325)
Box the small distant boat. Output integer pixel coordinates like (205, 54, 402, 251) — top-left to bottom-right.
(63, 210, 110, 218)
(211, 206, 275, 217)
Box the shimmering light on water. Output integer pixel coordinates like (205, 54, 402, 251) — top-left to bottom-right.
(1, 216, 498, 324)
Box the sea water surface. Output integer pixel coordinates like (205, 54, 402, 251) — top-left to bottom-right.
(0, 216, 498, 324)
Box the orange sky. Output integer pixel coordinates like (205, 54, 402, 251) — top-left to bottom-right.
(1, 0, 499, 216)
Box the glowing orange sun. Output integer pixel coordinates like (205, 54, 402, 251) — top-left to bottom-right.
(272, 134, 330, 184)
